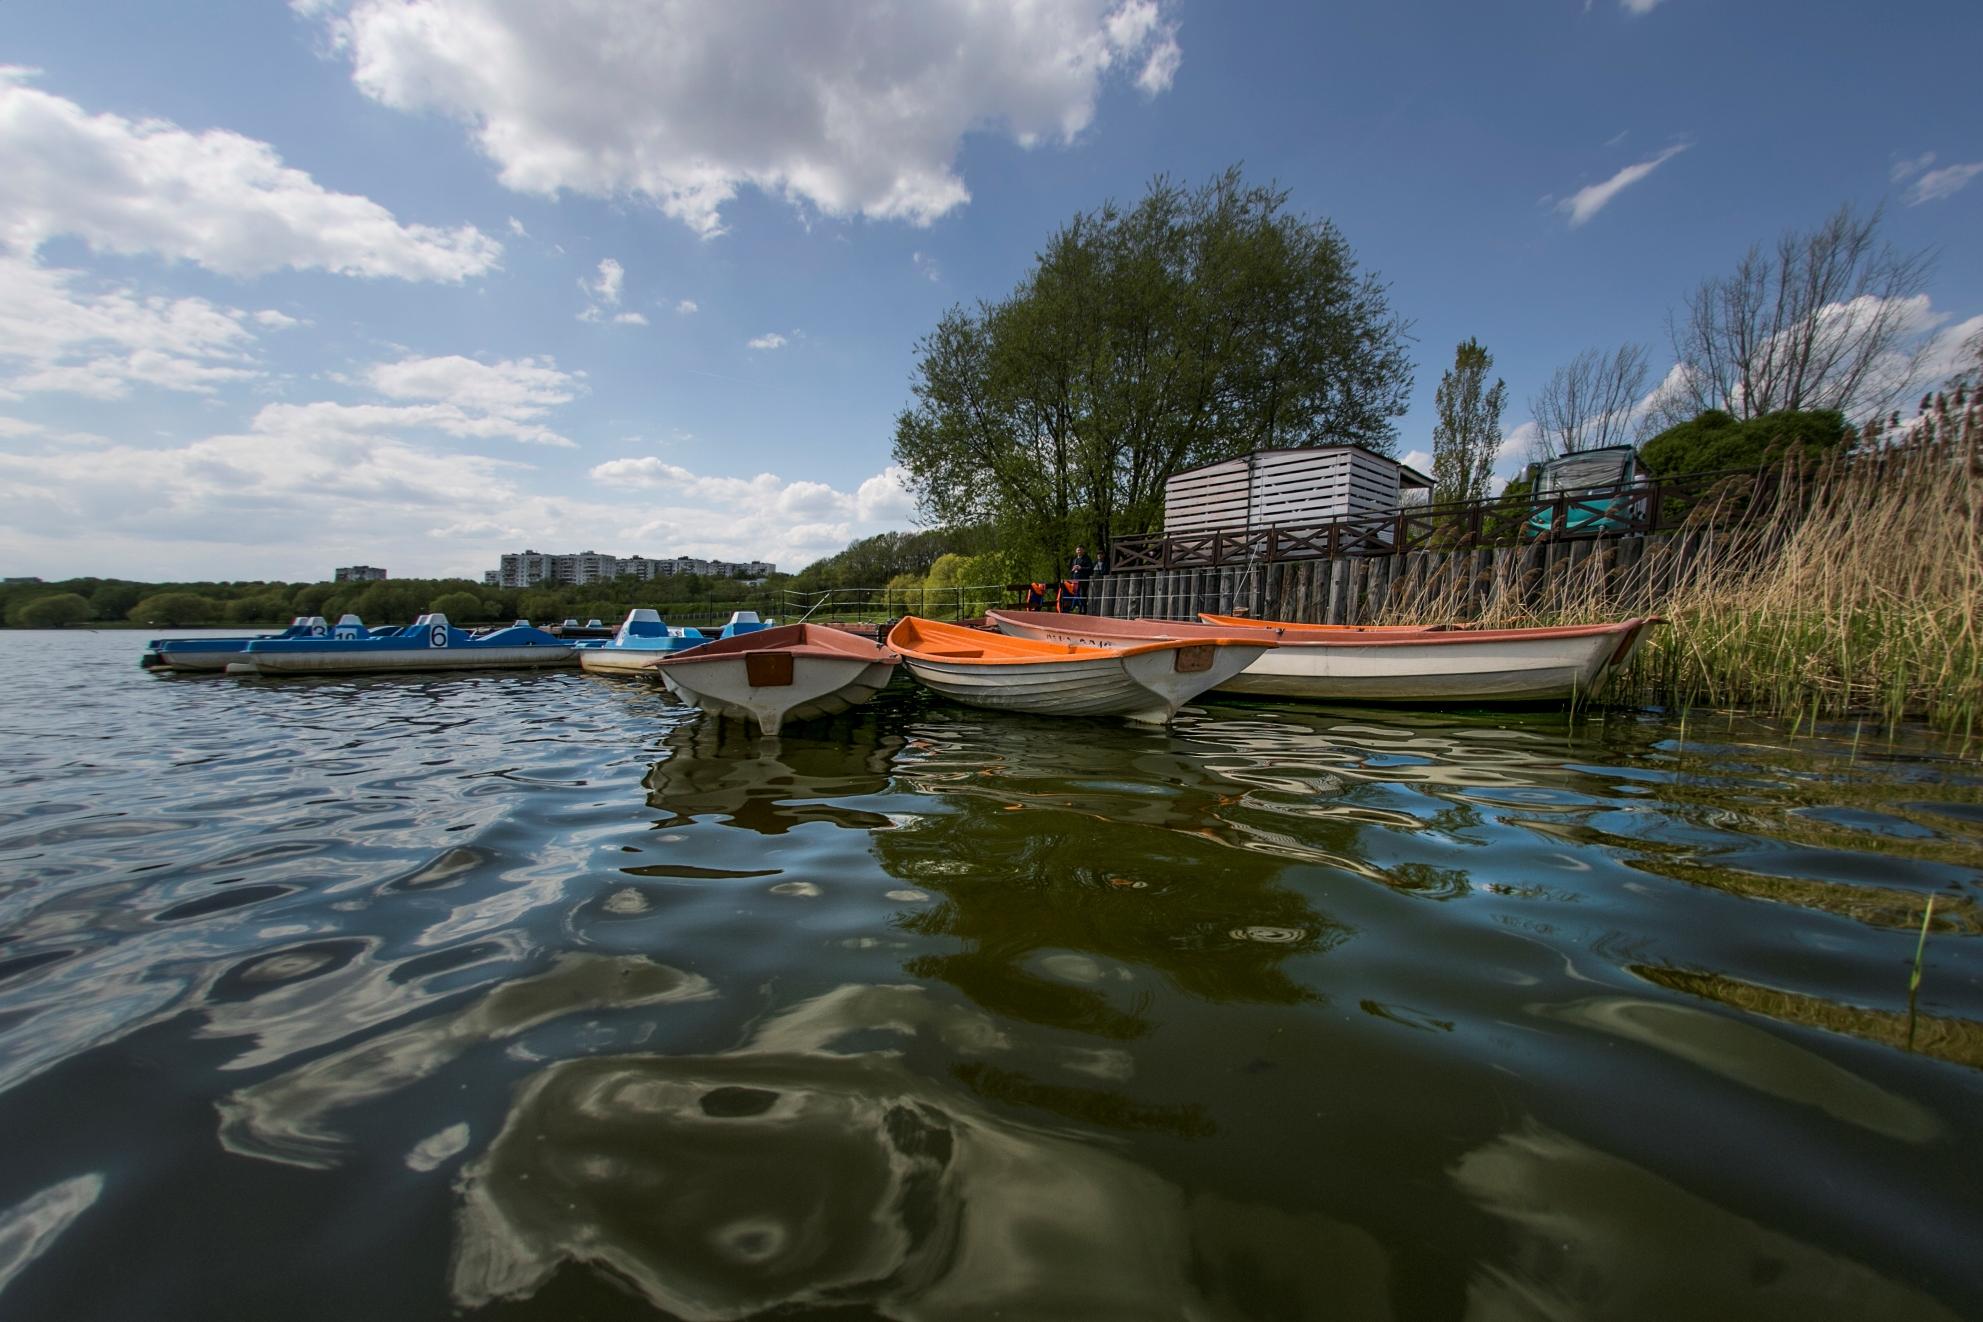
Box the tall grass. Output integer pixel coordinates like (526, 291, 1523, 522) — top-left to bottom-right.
(1377, 423, 1982, 732)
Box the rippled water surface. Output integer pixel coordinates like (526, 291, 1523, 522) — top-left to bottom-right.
(2, 629, 1980, 1320)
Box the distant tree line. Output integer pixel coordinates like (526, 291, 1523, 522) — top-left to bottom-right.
(0, 572, 795, 630)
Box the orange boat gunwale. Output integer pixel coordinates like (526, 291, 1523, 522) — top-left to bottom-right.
(1196, 612, 1661, 649)
(889, 615, 1273, 665)
(648, 622, 898, 668)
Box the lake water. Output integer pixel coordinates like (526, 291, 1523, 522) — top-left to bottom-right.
(1, 629, 1979, 1320)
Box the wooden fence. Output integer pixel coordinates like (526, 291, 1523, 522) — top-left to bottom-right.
(1106, 464, 1774, 573)
(1085, 530, 1720, 624)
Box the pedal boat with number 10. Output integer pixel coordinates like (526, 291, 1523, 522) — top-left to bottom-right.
(988, 609, 1658, 703)
(228, 614, 575, 675)
(885, 615, 1274, 723)
(649, 623, 900, 735)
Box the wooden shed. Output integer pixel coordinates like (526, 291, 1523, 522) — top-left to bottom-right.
(1163, 446, 1434, 534)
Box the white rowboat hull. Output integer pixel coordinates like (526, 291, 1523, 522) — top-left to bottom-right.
(657, 655, 897, 735)
(901, 644, 1269, 723)
(580, 648, 681, 676)
(990, 613, 1653, 703)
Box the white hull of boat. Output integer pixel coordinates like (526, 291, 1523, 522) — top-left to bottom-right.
(153, 650, 235, 672)
(579, 648, 678, 676)
(990, 612, 1652, 703)
(658, 655, 897, 735)
(236, 645, 577, 676)
(901, 644, 1266, 723)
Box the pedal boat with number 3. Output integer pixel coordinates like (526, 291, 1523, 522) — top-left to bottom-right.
(648, 623, 900, 735)
(885, 615, 1274, 723)
(141, 615, 371, 672)
(227, 613, 576, 676)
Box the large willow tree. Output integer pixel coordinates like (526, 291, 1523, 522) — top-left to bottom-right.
(891, 169, 1412, 570)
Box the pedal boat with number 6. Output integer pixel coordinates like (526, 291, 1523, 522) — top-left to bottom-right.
(227, 614, 575, 676)
(885, 615, 1273, 724)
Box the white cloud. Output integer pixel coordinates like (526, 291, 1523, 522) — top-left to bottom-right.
(359, 353, 581, 445)
(308, 0, 1181, 236)
(588, 257, 624, 305)
(1890, 151, 1935, 183)
(586, 457, 917, 567)
(253, 309, 303, 329)
(747, 333, 787, 351)
(575, 256, 647, 325)
(0, 255, 269, 399)
(675, 299, 699, 315)
(1905, 162, 1983, 206)
(1558, 143, 1689, 228)
(506, 215, 528, 236)
(911, 251, 941, 283)
(0, 67, 500, 280)
(1619, 0, 1664, 14)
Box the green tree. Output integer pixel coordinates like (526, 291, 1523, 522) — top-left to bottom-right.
(1639, 409, 1848, 476)
(893, 168, 1412, 568)
(429, 590, 488, 621)
(1431, 338, 1507, 504)
(89, 581, 144, 621)
(18, 593, 92, 628)
(128, 592, 220, 626)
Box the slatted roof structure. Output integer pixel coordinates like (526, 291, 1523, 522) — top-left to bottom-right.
(1162, 446, 1435, 535)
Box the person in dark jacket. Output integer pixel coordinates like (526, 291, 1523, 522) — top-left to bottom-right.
(1068, 546, 1095, 613)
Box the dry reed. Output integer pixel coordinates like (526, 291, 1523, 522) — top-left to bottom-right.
(1377, 423, 1982, 732)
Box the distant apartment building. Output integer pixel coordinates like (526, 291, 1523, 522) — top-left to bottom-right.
(492, 550, 775, 589)
(333, 565, 388, 583)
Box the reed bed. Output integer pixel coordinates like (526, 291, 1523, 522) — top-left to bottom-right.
(1377, 428, 1983, 733)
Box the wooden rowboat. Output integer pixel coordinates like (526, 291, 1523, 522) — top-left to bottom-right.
(649, 623, 899, 735)
(985, 609, 1659, 704)
(886, 616, 1275, 724)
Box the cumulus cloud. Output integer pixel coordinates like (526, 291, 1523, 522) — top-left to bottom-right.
(359, 353, 582, 445)
(0, 67, 500, 280)
(0, 352, 911, 578)
(1618, 0, 1664, 13)
(0, 255, 271, 399)
(307, 0, 1182, 236)
(675, 299, 699, 315)
(1557, 143, 1689, 228)
(747, 333, 787, 351)
(586, 457, 917, 567)
(1905, 161, 1983, 206)
(612, 311, 648, 326)
(912, 251, 941, 283)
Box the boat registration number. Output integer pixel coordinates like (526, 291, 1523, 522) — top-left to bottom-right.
(1173, 645, 1214, 673)
(747, 653, 794, 687)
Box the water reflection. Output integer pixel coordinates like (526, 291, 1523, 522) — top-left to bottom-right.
(219, 953, 714, 1167)
(878, 714, 1344, 1038)
(642, 715, 903, 834)
(453, 983, 1392, 1320)
(1452, 1121, 1959, 1320)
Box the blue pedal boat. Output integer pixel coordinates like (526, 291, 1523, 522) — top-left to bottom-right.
(141, 615, 378, 672)
(576, 609, 771, 676)
(228, 613, 575, 676)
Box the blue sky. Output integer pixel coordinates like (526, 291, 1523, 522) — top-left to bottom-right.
(2, 0, 1978, 582)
